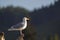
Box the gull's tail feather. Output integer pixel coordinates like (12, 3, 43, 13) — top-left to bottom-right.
(8, 29, 14, 31)
(8, 28, 20, 31)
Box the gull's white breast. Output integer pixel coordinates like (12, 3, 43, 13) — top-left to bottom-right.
(20, 21, 27, 30)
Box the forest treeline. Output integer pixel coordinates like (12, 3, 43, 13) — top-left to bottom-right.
(0, 0, 60, 40)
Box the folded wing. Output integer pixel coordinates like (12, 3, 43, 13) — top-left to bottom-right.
(11, 22, 24, 29)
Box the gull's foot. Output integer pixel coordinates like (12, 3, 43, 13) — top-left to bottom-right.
(17, 34, 24, 40)
(17, 36, 24, 40)
(21, 33, 24, 37)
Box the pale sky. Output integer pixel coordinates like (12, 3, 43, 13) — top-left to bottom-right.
(0, 0, 58, 11)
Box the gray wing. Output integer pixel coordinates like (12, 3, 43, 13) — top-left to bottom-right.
(11, 22, 23, 29)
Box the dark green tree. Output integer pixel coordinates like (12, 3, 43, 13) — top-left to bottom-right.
(0, 6, 37, 40)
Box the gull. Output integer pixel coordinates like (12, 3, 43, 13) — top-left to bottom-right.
(8, 17, 29, 35)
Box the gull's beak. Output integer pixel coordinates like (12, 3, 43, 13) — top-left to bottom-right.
(27, 18, 29, 20)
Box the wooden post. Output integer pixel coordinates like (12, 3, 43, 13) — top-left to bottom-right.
(0, 32, 5, 40)
(17, 33, 24, 40)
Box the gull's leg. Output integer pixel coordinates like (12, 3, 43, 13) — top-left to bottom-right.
(20, 30, 22, 35)
(20, 30, 24, 37)
(17, 30, 24, 40)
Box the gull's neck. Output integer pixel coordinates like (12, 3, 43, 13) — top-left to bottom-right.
(22, 18, 27, 30)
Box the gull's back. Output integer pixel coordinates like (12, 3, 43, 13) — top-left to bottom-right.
(11, 22, 24, 29)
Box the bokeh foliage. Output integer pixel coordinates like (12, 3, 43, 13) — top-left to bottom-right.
(0, 6, 37, 40)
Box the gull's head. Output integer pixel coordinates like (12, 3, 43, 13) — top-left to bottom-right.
(23, 17, 29, 21)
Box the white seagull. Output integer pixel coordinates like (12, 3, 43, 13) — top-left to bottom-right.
(8, 17, 29, 35)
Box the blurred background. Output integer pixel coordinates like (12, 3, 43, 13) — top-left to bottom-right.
(0, 0, 60, 40)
